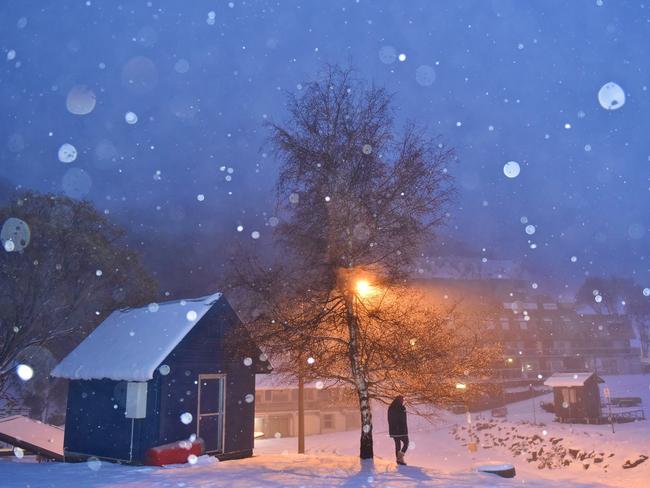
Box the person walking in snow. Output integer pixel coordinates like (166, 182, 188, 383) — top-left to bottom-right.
(388, 395, 409, 465)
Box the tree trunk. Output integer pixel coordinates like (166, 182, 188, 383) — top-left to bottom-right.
(345, 295, 373, 459)
(357, 390, 374, 459)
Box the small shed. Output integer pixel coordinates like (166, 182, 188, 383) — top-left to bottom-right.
(51, 292, 270, 464)
(544, 372, 604, 423)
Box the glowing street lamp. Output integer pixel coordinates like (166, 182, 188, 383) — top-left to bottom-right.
(355, 279, 373, 297)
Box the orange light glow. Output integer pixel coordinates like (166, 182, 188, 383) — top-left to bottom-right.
(355, 279, 373, 297)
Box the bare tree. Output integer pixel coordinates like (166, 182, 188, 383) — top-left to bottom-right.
(0, 192, 157, 404)
(228, 66, 496, 459)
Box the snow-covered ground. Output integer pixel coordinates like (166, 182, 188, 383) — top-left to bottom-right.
(252, 374, 649, 487)
(0, 451, 599, 488)
(1, 374, 648, 487)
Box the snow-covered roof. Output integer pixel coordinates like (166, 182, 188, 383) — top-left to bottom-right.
(51, 292, 222, 382)
(543, 372, 604, 388)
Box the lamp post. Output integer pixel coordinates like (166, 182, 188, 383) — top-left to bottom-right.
(298, 355, 316, 453)
(456, 382, 468, 420)
(297, 302, 307, 454)
(298, 360, 305, 454)
(530, 384, 537, 425)
(456, 382, 476, 452)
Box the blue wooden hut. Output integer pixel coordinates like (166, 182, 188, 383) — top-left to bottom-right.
(51, 292, 270, 464)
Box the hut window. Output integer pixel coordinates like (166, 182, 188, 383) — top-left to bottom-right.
(562, 387, 577, 405)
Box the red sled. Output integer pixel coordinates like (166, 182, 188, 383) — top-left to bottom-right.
(144, 437, 205, 466)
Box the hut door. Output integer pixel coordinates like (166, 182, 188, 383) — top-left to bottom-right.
(197, 374, 226, 453)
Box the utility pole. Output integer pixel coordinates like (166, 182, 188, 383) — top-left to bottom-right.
(604, 386, 615, 434)
(298, 368, 305, 453)
(298, 301, 306, 454)
(530, 384, 537, 424)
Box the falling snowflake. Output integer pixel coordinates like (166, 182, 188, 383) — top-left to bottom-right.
(503, 161, 520, 178)
(125, 111, 138, 124)
(58, 143, 78, 163)
(16, 364, 33, 381)
(598, 82, 625, 110)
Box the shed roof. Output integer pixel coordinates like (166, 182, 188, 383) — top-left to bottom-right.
(543, 372, 604, 388)
(51, 292, 222, 382)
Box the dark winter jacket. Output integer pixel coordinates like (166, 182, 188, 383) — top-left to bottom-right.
(387, 399, 408, 437)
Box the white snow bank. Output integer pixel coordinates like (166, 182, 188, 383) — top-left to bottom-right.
(0, 452, 594, 487)
(51, 293, 222, 381)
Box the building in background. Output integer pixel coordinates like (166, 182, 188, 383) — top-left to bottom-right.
(495, 299, 641, 379)
(415, 257, 643, 388)
(634, 316, 650, 370)
(254, 376, 360, 439)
